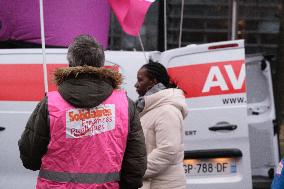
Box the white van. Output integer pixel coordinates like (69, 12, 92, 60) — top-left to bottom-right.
(156, 40, 279, 189)
(0, 40, 279, 189)
(158, 40, 252, 189)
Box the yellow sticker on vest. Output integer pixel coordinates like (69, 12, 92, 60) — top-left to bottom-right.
(66, 104, 115, 138)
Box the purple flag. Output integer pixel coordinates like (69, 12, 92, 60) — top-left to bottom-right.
(0, 0, 110, 48)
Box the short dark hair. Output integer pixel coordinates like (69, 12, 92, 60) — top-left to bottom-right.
(141, 60, 176, 88)
(67, 35, 105, 67)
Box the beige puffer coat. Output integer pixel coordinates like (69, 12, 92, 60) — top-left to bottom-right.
(139, 88, 188, 189)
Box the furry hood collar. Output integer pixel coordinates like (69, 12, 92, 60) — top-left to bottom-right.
(53, 66, 122, 89)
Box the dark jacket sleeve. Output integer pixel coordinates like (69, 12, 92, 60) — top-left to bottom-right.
(120, 97, 147, 189)
(18, 97, 50, 171)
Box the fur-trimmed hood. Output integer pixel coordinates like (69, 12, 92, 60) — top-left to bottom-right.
(53, 66, 122, 88)
(53, 66, 123, 108)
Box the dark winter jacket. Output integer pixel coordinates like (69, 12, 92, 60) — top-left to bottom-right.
(18, 66, 147, 189)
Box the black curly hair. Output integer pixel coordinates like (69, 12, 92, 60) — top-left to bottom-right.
(141, 60, 176, 88)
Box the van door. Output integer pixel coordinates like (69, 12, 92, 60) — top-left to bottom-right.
(159, 40, 252, 189)
(246, 54, 279, 179)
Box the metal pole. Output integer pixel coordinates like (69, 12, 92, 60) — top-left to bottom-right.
(178, 0, 184, 48)
(39, 0, 49, 93)
(231, 0, 237, 40)
(138, 34, 148, 64)
(164, 0, 167, 51)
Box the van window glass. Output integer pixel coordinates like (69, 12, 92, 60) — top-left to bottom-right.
(246, 60, 269, 103)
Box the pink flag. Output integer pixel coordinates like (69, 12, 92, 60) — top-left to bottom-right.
(108, 0, 154, 36)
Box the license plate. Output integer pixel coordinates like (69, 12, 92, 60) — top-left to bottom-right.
(183, 158, 237, 176)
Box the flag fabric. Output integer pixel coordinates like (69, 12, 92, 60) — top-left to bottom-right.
(108, 0, 154, 36)
(0, 0, 110, 48)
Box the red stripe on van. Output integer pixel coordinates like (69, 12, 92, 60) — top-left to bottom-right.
(168, 60, 246, 98)
(0, 64, 119, 101)
(0, 64, 67, 101)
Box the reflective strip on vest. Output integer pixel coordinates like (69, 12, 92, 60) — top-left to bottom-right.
(39, 169, 120, 184)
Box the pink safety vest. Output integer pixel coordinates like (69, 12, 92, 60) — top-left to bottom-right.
(36, 90, 129, 189)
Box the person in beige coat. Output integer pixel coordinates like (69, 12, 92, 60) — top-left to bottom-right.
(135, 61, 188, 189)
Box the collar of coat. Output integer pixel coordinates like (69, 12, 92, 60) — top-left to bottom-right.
(53, 66, 123, 89)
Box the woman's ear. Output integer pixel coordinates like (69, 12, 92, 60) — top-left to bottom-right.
(146, 79, 157, 91)
(149, 79, 158, 89)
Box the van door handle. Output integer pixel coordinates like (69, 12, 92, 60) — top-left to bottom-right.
(0, 126, 5, 131)
(209, 122, 237, 131)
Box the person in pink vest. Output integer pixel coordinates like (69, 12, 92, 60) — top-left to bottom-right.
(18, 35, 147, 189)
